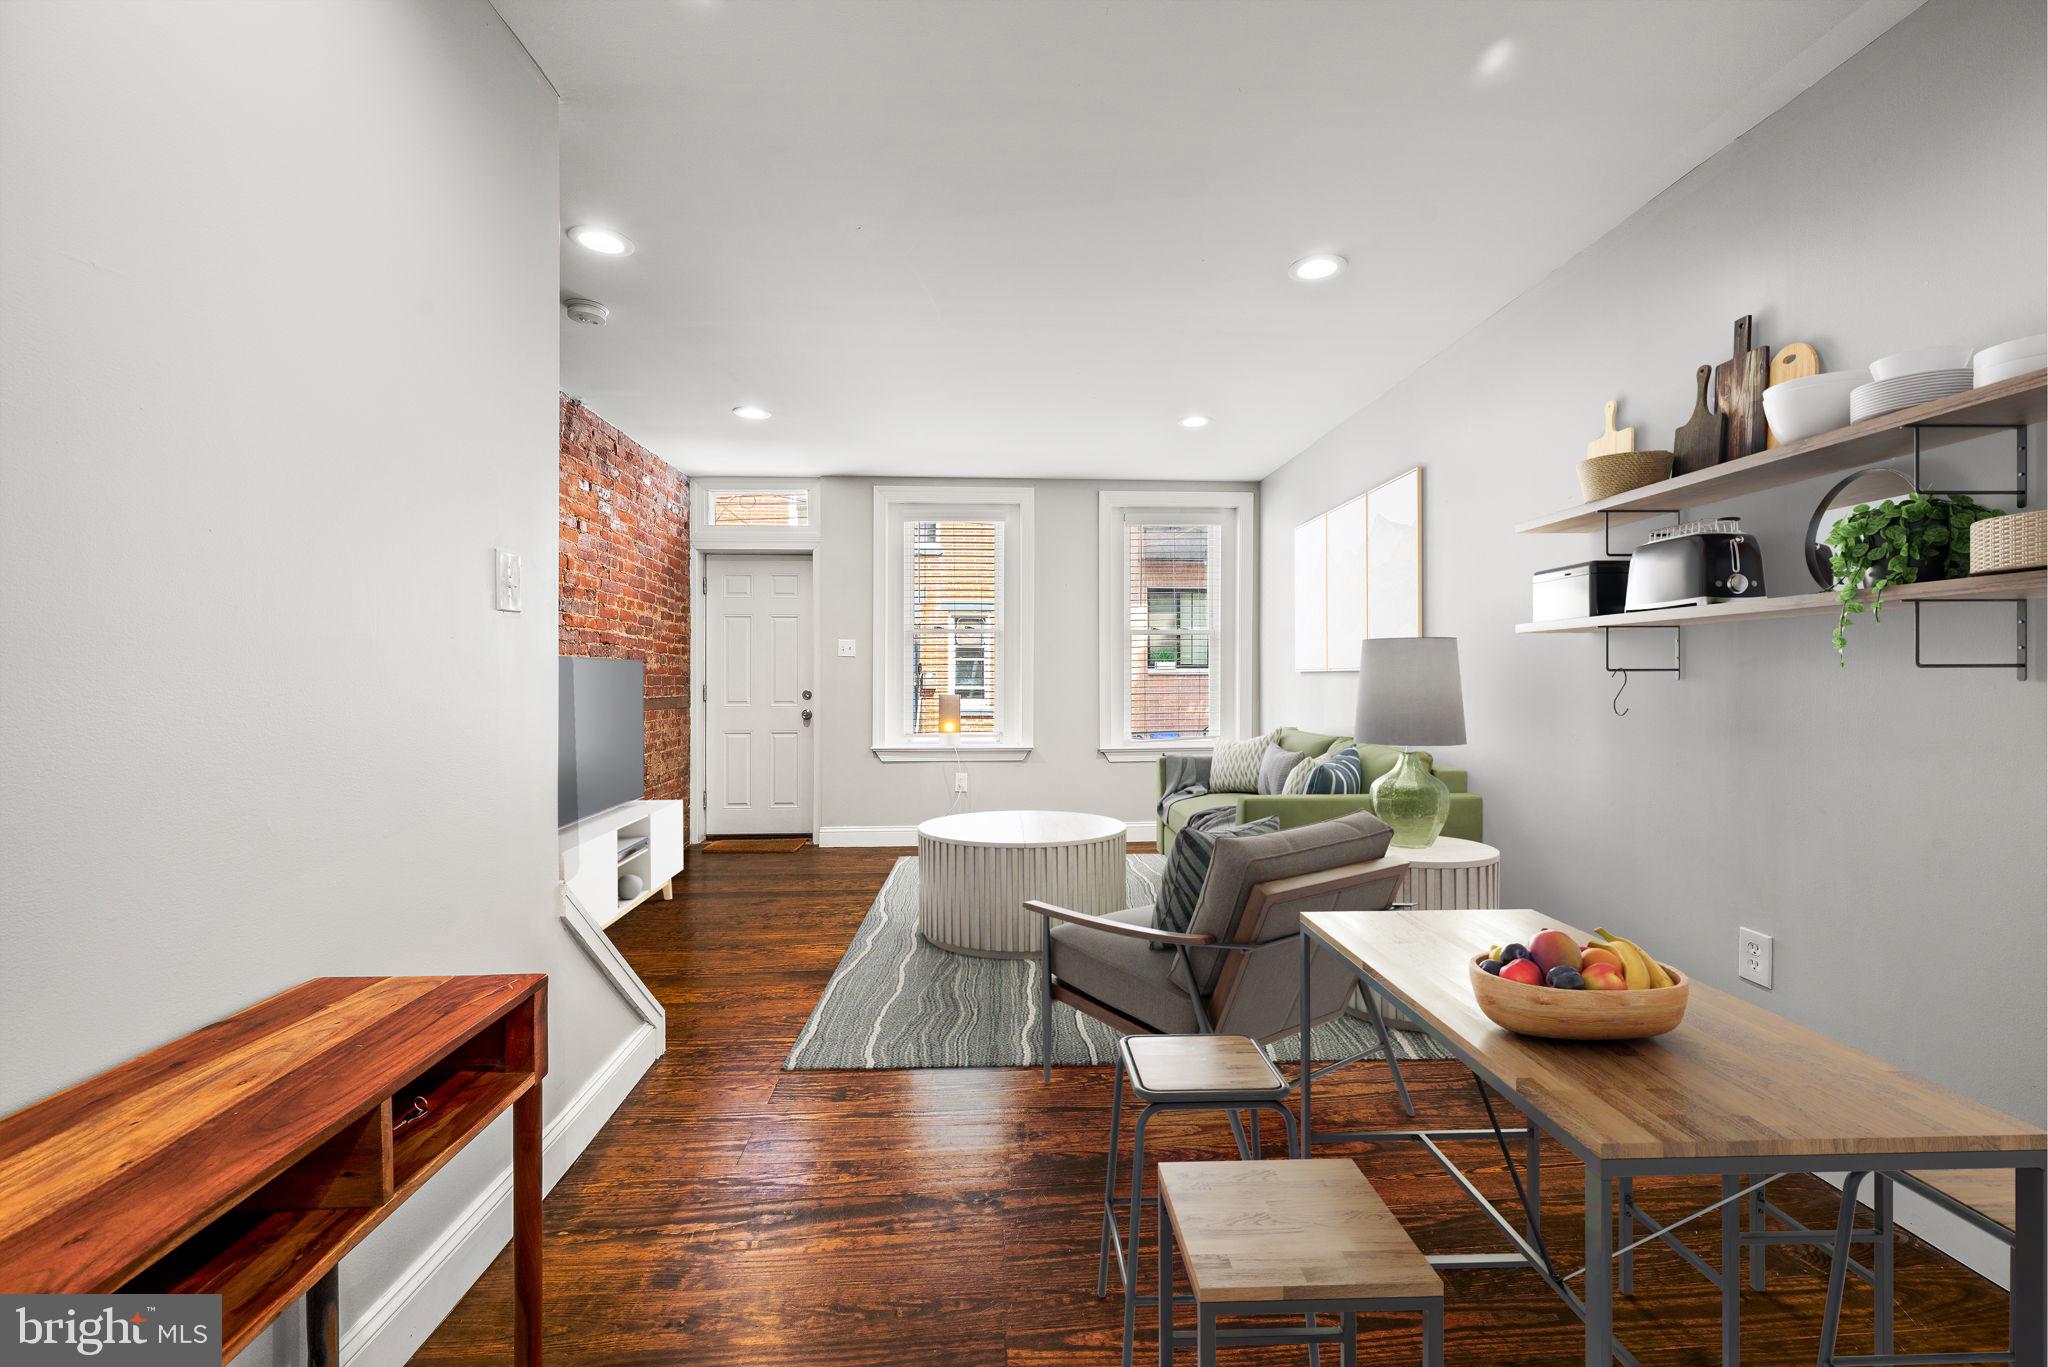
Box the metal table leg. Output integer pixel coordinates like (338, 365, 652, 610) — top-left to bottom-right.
(1584, 1159, 1613, 1367)
(1157, 1199, 1174, 1367)
(1818, 1172, 1867, 1367)
(1099, 1052, 1126, 1298)
(2017, 1166, 2045, 1367)
(1873, 1175, 1894, 1358)
(1299, 932, 1313, 1154)
(1617, 1177, 1633, 1296)
(1721, 1175, 1741, 1366)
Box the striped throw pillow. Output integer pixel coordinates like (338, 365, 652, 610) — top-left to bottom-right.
(1151, 812, 1282, 949)
(1292, 744, 1364, 795)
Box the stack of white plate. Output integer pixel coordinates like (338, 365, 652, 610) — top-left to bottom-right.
(1973, 333, 2047, 388)
(1850, 346, 1974, 422)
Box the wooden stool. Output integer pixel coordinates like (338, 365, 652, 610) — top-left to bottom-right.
(1157, 1159, 1443, 1366)
(1103, 1035, 1299, 1367)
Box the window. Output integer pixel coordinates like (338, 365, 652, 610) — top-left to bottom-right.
(1098, 492, 1253, 759)
(692, 480, 820, 548)
(710, 489, 810, 527)
(874, 487, 1034, 760)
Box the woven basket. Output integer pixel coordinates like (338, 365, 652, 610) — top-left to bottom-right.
(1577, 450, 1673, 503)
(1970, 508, 2048, 574)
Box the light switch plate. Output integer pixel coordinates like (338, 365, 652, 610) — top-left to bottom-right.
(494, 548, 522, 612)
(1739, 927, 1773, 989)
(837, 638, 857, 658)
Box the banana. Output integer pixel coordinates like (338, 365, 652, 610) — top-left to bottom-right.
(1595, 927, 1674, 989)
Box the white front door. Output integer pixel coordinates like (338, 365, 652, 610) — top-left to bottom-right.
(706, 554, 814, 835)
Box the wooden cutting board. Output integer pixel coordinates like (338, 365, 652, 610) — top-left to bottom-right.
(1714, 315, 1770, 463)
(1672, 363, 1725, 474)
(1586, 400, 1636, 458)
(1765, 342, 1822, 448)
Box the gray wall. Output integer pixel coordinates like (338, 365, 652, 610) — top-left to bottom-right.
(1258, 0, 2046, 1123)
(0, 0, 640, 1356)
(814, 476, 1256, 832)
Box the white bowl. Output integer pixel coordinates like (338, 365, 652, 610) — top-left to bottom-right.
(1974, 334, 2047, 368)
(1870, 345, 1973, 381)
(1762, 370, 1863, 442)
(1974, 353, 2047, 388)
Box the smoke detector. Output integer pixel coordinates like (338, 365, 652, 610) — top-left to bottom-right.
(563, 298, 610, 326)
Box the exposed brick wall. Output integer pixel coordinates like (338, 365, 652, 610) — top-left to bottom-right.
(559, 396, 690, 829)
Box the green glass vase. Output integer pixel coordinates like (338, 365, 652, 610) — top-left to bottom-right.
(1370, 748, 1449, 848)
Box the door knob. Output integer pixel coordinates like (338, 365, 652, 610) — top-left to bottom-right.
(801, 709, 813, 726)
(802, 689, 813, 700)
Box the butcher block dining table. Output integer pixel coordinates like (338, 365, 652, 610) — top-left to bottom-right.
(1298, 907, 2046, 1367)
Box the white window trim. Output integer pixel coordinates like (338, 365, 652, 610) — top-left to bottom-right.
(872, 485, 1035, 763)
(692, 477, 822, 548)
(1098, 490, 1254, 762)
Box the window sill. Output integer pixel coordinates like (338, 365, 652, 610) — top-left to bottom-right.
(1099, 742, 1215, 764)
(873, 743, 1033, 764)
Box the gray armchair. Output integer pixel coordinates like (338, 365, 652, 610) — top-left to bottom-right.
(1026, 810, 1413, 1108)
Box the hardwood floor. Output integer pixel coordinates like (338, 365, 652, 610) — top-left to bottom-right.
(416, 847, 2010, 1364)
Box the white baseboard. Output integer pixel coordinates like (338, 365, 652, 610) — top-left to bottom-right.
(340, 1020, 664, 1366)
(1817, 1171, 2010, 1289)
(818, 820, 1156, 848)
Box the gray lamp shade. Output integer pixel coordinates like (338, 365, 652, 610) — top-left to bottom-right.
(1356, 637, 1466, 747)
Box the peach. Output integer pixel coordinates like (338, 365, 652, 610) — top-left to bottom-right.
(1528, 929, 1582, 975)
(1499, 958, 1543, 986)
(1579, 946, 1623, 972)
(1581, 962, 1628, 991)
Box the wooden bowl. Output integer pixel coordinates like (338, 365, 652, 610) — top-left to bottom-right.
(1468, 956, 1689, 1041)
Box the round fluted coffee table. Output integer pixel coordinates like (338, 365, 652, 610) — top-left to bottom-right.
(916, 809, 1127, 958)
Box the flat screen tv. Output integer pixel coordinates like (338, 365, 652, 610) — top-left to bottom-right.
(559, 656, 645, 826)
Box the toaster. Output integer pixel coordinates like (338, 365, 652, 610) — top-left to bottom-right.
(1623, 518, 1767, 611)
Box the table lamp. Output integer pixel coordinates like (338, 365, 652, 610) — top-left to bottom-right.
(937, 692, 961, 734)
(1356, 637, 1465, 848)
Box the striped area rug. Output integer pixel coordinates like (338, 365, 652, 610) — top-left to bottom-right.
(784, 854, 1452, 1070)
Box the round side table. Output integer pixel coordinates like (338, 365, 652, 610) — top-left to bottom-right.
(916, 810, 1127, 958)
(1368, 837, 1501, 1031)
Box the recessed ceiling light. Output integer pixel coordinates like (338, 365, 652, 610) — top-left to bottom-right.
(732, 405, 772, 421)
(1179, 415, 1211, 429)
(566, 225, 634, 256)
(1473, 37, 1518, 85)
(1288, 254, 1347, 282)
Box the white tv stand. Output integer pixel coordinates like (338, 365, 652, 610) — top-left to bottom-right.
(560, 799, 685, 929)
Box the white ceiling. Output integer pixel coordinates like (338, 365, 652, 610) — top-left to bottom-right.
(496, 0, 1920, 480)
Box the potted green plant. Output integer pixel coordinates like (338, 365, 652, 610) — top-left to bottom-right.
(1824, 492, 1998, 663)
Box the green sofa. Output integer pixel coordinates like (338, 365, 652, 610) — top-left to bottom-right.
(1155, 726, 1483, 841)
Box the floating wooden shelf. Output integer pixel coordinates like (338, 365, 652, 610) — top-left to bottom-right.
(1515, 568, 2044, 634)
(1516, 371, 2045, 535)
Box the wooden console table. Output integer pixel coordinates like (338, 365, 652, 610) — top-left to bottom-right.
(0, 974, 547, 1364)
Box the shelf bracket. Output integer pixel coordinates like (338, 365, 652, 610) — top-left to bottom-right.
(1908, 422, 2027, 506)
(1912, 599, 2028, 682)
(1602, 625, 1681, 715)
(1601, 508, 1682, 559)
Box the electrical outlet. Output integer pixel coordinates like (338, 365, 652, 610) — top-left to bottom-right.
(953, 772, 969, 794)
(1739, 927, 1774, 989)
(837, 639, 857, 658)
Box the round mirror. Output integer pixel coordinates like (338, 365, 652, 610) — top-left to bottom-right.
(1806, 467, 1917, 588)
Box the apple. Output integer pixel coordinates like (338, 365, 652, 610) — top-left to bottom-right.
(1499, 958, 1542, 986)
(1579, 945, 1623, 972)
(1581, 962, 1628, 991)
(1529, 929, 1582, 976)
